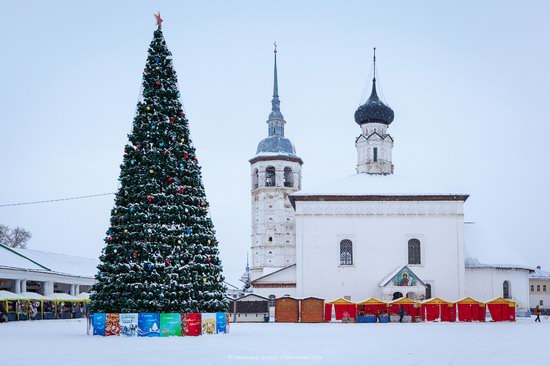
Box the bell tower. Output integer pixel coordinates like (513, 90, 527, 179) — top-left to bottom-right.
(354, 48, 395, 175)
(249, 44, 303, 280)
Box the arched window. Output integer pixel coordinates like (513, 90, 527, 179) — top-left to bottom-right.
(406, 292, 417, 300)
(252, 169, 259, 189)
(340, 239, 353, 265)
(265, 166, 276, 187)
(283, 167, 293, 187)
(408, 239, 421, 265)
(392, 292, 403, 300)
(503, 280, 511, 299)
(425, 284, 432, 299)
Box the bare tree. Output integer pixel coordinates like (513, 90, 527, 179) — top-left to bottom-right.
(10, 227, 32, 248)
(0, 224, 10, 246)
(0, 225, 32, 248)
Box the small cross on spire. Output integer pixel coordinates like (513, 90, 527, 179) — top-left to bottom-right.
(154, 12, 163, 29)
(373, 47, 377, 82)
(274, 41, 277, 54)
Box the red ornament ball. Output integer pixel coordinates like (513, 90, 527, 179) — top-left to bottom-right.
(178, 111, 185, 117)
(161, 151, 167, 157)
(165, 259, 171, 264)
(155, 81, 161, 87)
(207, 257, 211, 263)
(183, 153, 188, 160)
(178, 187, 185, 194)
(167, 177, 174, 183)
(146, 195, 154, 203)
(132, 252, 138, 258)
(170, 117, 175, 123)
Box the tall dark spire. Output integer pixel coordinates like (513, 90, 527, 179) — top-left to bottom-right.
(371, 47, 378, 98)
(269, 42, 284, 122)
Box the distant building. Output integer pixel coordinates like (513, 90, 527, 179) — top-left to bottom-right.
(234, 294, 269, 323)
(529, 266, 550, 310)
(0, 244, 97, 295)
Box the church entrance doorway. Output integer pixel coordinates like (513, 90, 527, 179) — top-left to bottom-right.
(392, 292, 403, 300)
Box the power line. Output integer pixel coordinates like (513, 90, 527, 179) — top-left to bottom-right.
(0, 192, 115, 208)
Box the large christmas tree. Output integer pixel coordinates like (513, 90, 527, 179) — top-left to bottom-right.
(90, 16, 226, 314)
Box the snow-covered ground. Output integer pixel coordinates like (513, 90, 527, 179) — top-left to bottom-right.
(0, 318, 546, 365)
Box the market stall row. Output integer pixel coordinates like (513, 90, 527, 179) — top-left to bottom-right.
(0, 290, 89, 321)
(272, 296, 516, 323)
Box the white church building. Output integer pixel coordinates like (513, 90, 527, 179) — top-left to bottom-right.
(249, 48, 532, 309)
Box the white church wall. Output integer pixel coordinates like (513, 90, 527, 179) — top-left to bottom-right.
(465, 268, 530, 308)
(252, 287, 297, 299)
(295, 200, 465, 302)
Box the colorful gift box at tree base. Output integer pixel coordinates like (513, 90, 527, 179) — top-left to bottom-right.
(138, 313, 160, 337)
(202, 313, 217, 335)
(92, 313, 106, 336)
(182, 313, 202, 336)
(106, 313, 121, 336)
(160, 313, 182, 337)
(119, 313, 138, 336)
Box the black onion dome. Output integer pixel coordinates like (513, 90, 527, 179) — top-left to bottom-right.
(354, 81, 394, 125)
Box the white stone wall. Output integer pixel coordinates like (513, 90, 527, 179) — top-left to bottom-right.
(295, 200, 466, 302)
(465, 267, 530, 308)
(356, 122, 394, 174)
(250, 158, 302, 280)
(251, 287, 297, 299)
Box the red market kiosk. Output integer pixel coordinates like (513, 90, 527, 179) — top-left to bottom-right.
(356, 298, 388, 316)
(486, 298, 515, 322)
(421, 297, 456, 322)
(324, 298, 356, 322)
(455, 297, 486, 322)
(388, 297, 420, 318)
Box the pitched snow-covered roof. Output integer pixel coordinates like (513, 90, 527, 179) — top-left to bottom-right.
(291, 174, 467, 197)
(530, 267, 550, 279)
(0, 244, 99, 278)
(251, 264, 296, 284)
(0, 245, 48, 271)
(9, 247, 99, 278)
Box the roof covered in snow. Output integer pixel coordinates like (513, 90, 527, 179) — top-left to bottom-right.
(291, 174, 468, 198)
(0, 244, 99, 278)
(530, 267, 550, 279)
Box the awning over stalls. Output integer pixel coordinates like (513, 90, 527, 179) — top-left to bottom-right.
(485, 297, 515, 322)
(0, 290, 19, 300)
(421, 297, 456, 322)
(76, 292, 90, 301)
(388, 297, 420, 317)
(44, 293, 80, 302)
(455, 297, 486, 322)
(356, 298, 388, 315)
(325, 298, 356, 321)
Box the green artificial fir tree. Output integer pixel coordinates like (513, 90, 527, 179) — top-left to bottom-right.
(90, 15, 226, 313)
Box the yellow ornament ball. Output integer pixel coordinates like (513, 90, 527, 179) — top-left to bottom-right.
(124, 229, 128, 233)
(149, 169, 155, 174)
(146, 106, 151, 111)
(178, 240, 182, 244)
(202, 278, 207, 283)
(208, 239, 211, 245)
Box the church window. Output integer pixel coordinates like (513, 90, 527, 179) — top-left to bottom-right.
(406, 292, 417, 300)
(284, 167, 293, 187)
(252, 169, 259, 189)
(340, 239, 353, 265)
(373, 147, 378, 162)
(265, 166, 276, 187)
(531, 285, 534, 292)
(425, 284, 432, 299)
(408, 239, 421, 265)
(537, 285, 540, 292)
(541, 300, 544, 306)
(392, 292, 403, 300)
(268, 237, 273, 242)
(544, 285, 547, 292)
(503, 280, 511, 299)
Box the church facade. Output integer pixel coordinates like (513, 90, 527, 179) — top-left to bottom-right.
(249, 48, 532, 309)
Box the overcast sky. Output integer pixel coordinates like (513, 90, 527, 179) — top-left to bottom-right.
(1, 0, 549, 284)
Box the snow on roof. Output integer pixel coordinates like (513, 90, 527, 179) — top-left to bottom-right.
(0, 244, 99, 278)
(530, 267, 550, 279)
(464, 223, 533, 272)
(0, 245, 48, 271)
(291, 173, 467, 197)
(0, 290, 18, 300)
(44, 293, 79, 301)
